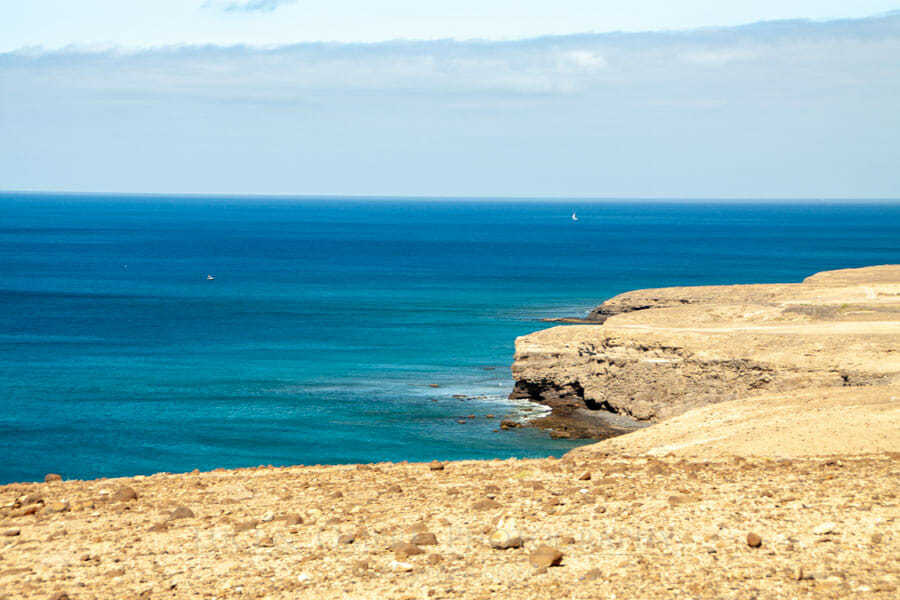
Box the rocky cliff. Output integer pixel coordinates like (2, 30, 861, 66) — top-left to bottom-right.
(510, 265, 900, 438)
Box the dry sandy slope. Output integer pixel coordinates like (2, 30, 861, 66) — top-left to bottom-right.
(1, 453, 898, 600)
(572, 385, 900, 458)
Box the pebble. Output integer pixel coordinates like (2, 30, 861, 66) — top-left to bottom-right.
(48, 593, 71, 600)
(489, 521, 523, 549)
(392, 542, 424, 559)
(148, 522, 169, 532)
(338, 533, 356, 544)
(3, 528, 21, 537)
(529, 545, 563, 568)
(411, 532, 438, 546)
(233, 520, 258, 533)
(428, 461, 445, 471)
(260, 511, 274, 522)
(44, 473, 62, 483)
(390, 560, 414, 572)
(473, 499, 501, 510)
(813, 522, 837, 535)
(111, 486, 138, 502)
(793, 565, 813, 581)
(256, 535, 275, 547)
(169, 506, 195, 520)
(577, 471, 591, 481)
(44, 501, 70, 514)
(747, 533, 763, 548)
(581, 568, 604, 581)
(22, 493, 44, 505)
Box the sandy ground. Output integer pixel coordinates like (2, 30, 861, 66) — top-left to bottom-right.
(574, 385, 900, 458)
(2, 439, 898, 599)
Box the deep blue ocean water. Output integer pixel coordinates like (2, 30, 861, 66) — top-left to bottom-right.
(0, 194, 897, 483)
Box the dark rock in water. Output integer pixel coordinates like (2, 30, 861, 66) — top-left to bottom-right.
(428, 383, 440, 388)
(500, 420, 521, 430)
(44, 473, 63, 483)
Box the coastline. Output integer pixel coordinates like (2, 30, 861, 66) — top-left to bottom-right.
(2, 265, 898, 599)
(507, 264, 900, 438)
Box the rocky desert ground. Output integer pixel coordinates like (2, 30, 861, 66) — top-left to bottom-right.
(2, 265, 898, 599)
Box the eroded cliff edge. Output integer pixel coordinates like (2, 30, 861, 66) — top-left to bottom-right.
(510, 265, 900, 438)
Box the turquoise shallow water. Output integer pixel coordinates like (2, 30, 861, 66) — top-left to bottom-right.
(1, 194, 898, 483)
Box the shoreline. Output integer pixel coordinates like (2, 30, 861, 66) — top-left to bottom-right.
(508, 264, 900, 436)
(2, 264, 898, 598)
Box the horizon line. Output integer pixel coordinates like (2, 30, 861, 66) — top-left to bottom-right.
(2, 190, 899, 204)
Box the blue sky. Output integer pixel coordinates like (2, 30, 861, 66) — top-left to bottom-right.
(1, 2, 899, 197)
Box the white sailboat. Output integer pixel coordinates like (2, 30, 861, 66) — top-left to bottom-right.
(571, 211, 579, 222)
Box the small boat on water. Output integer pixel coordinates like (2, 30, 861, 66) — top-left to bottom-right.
(571, 211, 579, 221)
(206, 274, 216, 281)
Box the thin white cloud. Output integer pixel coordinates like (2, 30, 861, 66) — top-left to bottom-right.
(205, 0, 298, 13)
(1, 14, 898, 197)
(4, 14, 896, 99)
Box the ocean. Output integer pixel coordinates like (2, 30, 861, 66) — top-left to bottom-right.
(1, 194, 897, 483)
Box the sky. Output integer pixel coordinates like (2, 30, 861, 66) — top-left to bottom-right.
(1, 2, 899, 197)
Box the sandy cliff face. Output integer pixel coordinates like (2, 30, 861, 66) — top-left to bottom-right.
(511, 265, 900, 435)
